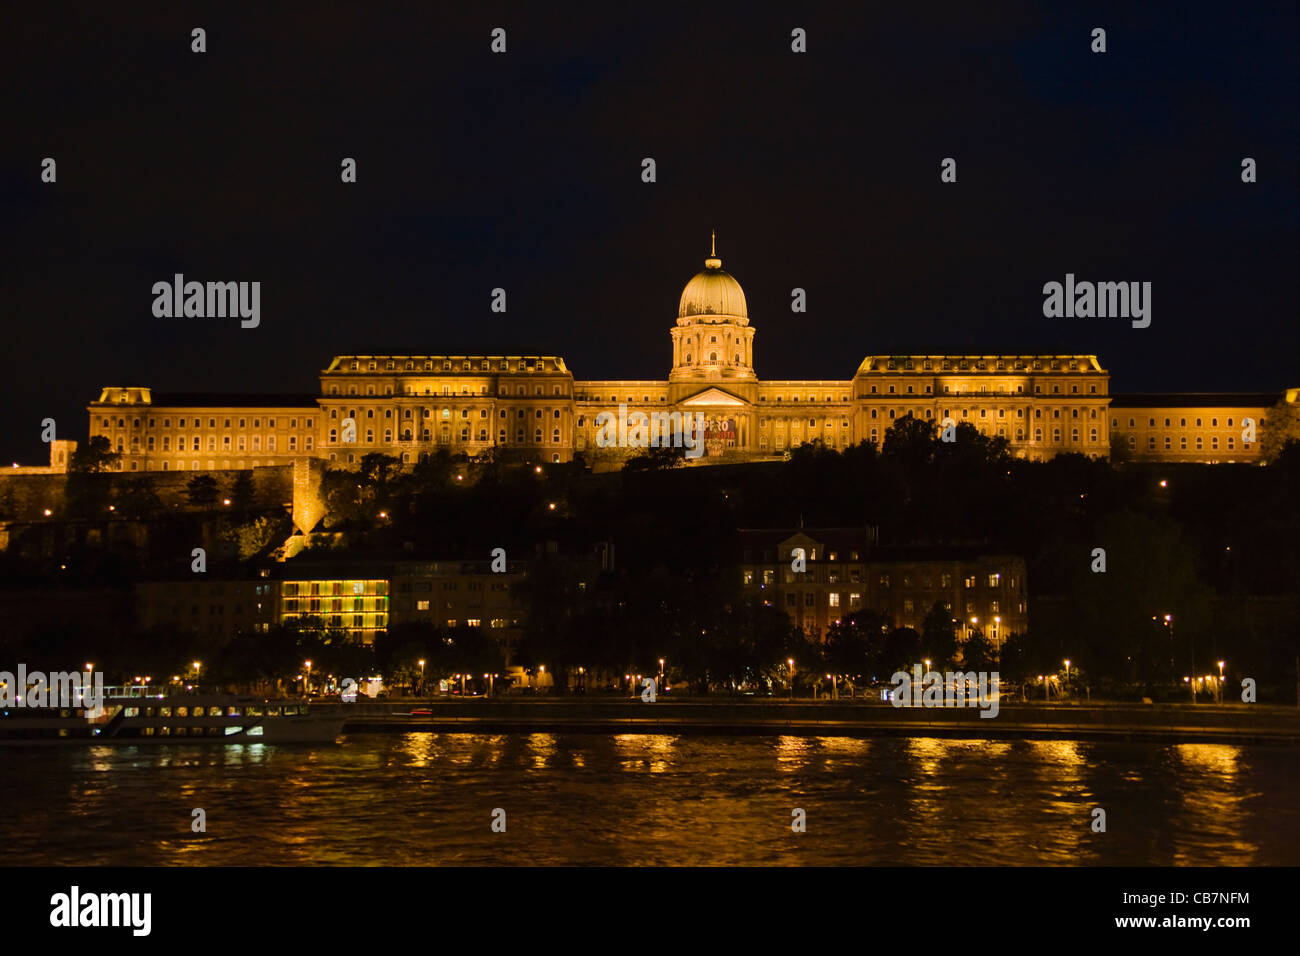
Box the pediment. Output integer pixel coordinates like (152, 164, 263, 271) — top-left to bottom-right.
(678, 387, 749, 408)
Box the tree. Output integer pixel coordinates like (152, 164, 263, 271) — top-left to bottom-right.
(186, 474, 220, 507)
(962, 628, 998, 671)
(624, 446, 685, 471)
(921, 602, 960, 668)
(881, 413, 936, 469)
(114, 478, 162, 519)
(229, 471, 256, 511)
(70, 435, 120, 474)
(880, 626, 923, 676)
(218, 513, 287, 560)
(359, 452, 403, 498)
(1261, 397, 1300, 462)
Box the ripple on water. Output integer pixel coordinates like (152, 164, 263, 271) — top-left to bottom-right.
(0, 734, 1295, 866)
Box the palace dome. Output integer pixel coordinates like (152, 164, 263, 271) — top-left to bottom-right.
(678, 244, 748, 322)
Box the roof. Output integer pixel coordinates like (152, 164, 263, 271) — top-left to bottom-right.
(869, 545, 1022, 563)
(738, 527, 878, 553)
(150, 393, 319, 408)
(89, 391, 320, 409)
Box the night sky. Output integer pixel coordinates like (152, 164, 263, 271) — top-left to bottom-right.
(3, 1, 1295, 463)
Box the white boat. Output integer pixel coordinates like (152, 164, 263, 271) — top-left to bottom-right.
(0, 690, 345, 745)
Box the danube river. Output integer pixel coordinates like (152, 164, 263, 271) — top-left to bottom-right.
(2, 733, 1295, 865)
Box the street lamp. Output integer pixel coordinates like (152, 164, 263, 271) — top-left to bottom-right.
(304, 660, 312, 697)
(659, 658, 665, 687)
(788, 658, 795, 699)
(418, 659, 425, 695)
(1217, 660, 1225, 702)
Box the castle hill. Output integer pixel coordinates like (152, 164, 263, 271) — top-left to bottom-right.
(2, 243, 1297, 743)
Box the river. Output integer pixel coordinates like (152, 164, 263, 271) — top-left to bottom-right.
(2, 733, 1294, 865)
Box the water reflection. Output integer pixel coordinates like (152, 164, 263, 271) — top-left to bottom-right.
(0, 734, 1294, 866)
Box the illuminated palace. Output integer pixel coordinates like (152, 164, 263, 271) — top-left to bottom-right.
(82, 240, 1295, 474)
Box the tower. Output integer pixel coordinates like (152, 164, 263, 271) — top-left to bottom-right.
(669, 233, 756, 386)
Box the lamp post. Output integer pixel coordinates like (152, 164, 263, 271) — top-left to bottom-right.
(303, 660, 312, 698)
(418, 659, 425, 696)
(788, 658, 795, 700)
(1063, 659, 1070, 697)
(659, 658, 665, 689)
(1217, 660, 1225, 703)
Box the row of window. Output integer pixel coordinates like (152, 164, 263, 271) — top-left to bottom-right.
(780, 591, 1019, 616)
(100, 416, 312, 430)
(119, 434, 308, 453)
(327, 407, 564, 420)
(867, 383, 1101, 396)
(745, 570, 1015, 589)
(324, 426, 564, 445)
(873, 358, 1090, 372)
(1113, 415, 1245, 429)
(1128, 435, 1251, 452)
(342, 358, 556, 372)
(329, 383, 570, 397)
(862, 426, 1100, 444)
(866, 407, 1099, 420)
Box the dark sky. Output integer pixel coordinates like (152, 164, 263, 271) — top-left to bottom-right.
(3, 1, 1296, 463)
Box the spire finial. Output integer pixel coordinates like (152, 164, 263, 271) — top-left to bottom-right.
(705, 230, 721, 269)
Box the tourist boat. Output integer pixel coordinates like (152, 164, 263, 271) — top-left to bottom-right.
(0, 687, 345, 744)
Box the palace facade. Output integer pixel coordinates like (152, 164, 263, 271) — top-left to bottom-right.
(80, 242, 1295, 474)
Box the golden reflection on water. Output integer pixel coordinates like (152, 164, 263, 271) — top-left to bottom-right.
(775, 735, 816, 771)
(1170, 743, 1255, 865)
(612, 733, 677, 773)
(1024, 739, 1085, 765)
(813, 737, 871, 757)
(1175, 742, 1242, 775)
(528, 732, 557, 769)
(398, 731, 440, 767)
(5, 733, 1293, 866)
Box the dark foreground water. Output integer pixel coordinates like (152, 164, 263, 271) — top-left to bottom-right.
(1, 733, 1295, 865)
